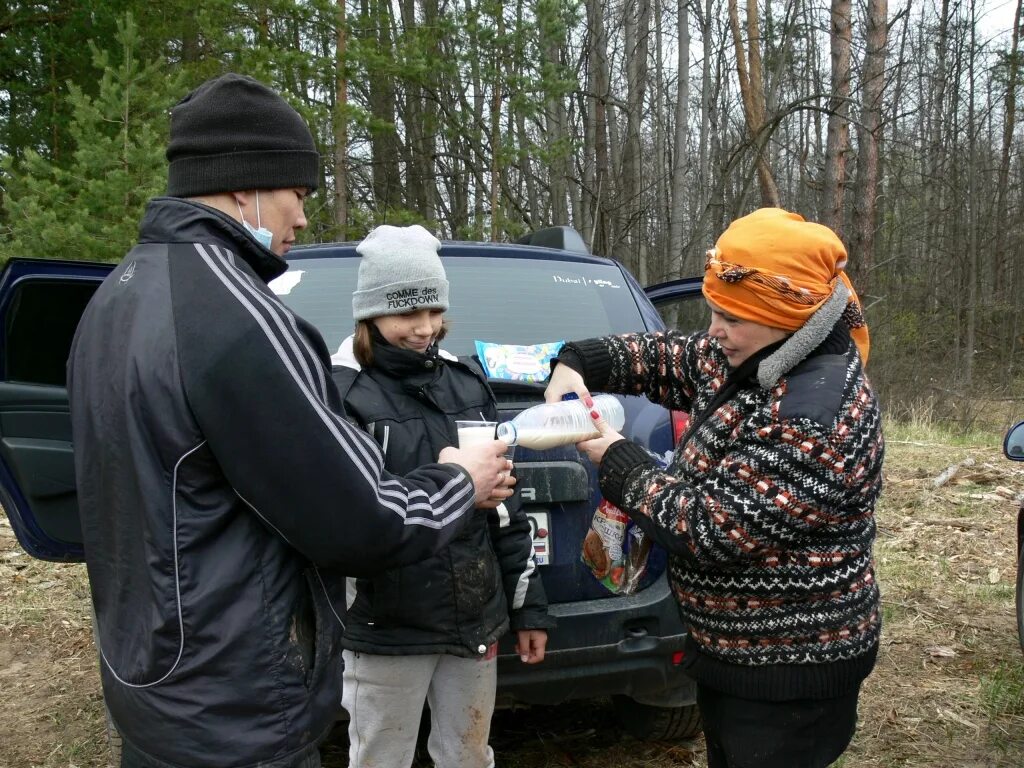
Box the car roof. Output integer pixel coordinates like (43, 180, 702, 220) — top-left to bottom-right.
(287, 240, 618, 267)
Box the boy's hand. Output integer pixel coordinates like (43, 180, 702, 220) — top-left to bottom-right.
(515, 629, 548, 664)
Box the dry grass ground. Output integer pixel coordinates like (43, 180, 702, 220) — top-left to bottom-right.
(2, 420, 1024, 767)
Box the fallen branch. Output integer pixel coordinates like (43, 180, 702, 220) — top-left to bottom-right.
(932, 456, 976, 489)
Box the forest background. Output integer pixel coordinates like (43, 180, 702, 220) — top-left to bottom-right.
(1, 0, 1022, 419)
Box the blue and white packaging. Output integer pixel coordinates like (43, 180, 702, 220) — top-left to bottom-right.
(474, 340, 564, 383)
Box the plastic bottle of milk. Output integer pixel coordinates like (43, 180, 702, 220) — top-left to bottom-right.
(496, 394, 625, 450)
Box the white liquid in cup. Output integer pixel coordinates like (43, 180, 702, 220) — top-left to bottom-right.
(456, 423, 497, 449)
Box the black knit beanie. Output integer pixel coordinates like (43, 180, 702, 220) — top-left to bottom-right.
(166, 73, 319, 197)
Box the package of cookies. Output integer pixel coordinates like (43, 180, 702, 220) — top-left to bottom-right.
(581, 499, 651, 595)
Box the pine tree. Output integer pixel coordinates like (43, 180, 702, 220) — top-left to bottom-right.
(0, 14, 187, 263)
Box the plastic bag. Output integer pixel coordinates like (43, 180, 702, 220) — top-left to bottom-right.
(474, 340, 564, 383)
(581, 449, 669, 595)
(581, 499, 652, 595)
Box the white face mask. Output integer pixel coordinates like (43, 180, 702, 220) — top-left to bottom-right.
(236, 192, 274, 250)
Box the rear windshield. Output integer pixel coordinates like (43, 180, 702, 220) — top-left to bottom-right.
(273, 255, 647, 357)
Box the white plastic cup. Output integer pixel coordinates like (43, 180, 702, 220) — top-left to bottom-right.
(456, 419, 514, 462)
(455, 420, 498, 449)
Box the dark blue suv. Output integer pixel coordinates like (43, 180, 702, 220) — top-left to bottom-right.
(1002, 422, 1024, 655)
(0, 227, 705, 744)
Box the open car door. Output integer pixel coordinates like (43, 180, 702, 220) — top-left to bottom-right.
(644, 277, 706, 334)
(0, 258, 112, 561)
(644, 276, 706, 437)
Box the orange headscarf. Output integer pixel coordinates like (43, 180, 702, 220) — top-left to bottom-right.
(701, 208, 870, 364)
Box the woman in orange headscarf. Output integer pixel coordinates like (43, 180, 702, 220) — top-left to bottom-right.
(546, 208, 883, 768)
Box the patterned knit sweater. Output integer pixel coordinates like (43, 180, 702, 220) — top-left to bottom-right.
(563, 328, 883, 700)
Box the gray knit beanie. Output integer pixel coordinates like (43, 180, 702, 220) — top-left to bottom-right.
(352, 225, 450, 320)
(166, 73, 319, 196)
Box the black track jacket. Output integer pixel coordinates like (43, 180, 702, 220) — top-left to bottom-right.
(67, 198, 478, 768)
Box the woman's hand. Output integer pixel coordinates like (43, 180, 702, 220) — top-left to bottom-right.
(544, 362, 591, 404)
(515, 629, 548, 664)
(575, 411, 623, 467)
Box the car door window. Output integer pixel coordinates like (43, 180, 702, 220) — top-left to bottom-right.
(0, 275, 100, 557)
(5, 279, 98, 386)
(652, 295, 708, 336)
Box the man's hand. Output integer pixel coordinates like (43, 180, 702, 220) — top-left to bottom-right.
(575, 411, 623, 467)
(439, 441, 514, 508)
(544, 362, 591, 404)
(515, 629, 548, 664)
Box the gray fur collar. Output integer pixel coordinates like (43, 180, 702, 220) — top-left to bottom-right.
(756, 281, 850, 388)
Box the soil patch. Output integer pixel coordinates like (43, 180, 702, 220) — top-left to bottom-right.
(3, 432, 1024, 767)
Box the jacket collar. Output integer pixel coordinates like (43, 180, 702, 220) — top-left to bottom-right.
(725, 319, 850, 390)
(370, 326, 444, 379)
(331, 333, 458, 372)
(755, 281, 850, 387)
(137, 196, 288, 283)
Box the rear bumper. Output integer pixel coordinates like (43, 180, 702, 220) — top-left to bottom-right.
(495, 571, 695, 707)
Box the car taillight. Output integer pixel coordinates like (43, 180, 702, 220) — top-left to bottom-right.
(671, 410, 689, 446)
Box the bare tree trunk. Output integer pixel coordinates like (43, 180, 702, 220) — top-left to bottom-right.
(707, 14, 730, 236)
(947, 11, 967, 364)
(490, 6, 504, 241)
(698, 0, 713, 189)
(587, 0, 612, 255)
(567, 93, 584, 231)
(882, 0, 911, 264)
(400, 2, 422, 215)
(518, 108, 539, 226)
(580, 92, 595, 247)
(963, 0, 978, 386)
(809, 0, 825, 212)
(333, 0, 348, 236)
(422, 0, 439, 223)
(540, 1, 569, 225)
(653, 0, 670, 279)
(850, 0, 888, 291)
(728, 0, 781, 207)
(463, 0, 487, 229)
(924, 0, 951, 293)
(823, 0, 851, 236)
(796, 0, 818, 213)
(997, 0, 1022, 302)
(693, 0, 714, 249)
(621, 0, 651, 277)
(669, 0, 691, 276)
(606, 92, 623, 249)
(760, 0, 798, 168)
(364, 0, 401, 212)
(514, 0, 539, 228)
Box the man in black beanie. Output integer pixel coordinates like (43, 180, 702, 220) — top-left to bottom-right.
(67, 73, 512, 768)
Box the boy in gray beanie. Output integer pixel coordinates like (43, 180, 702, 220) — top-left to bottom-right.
(67, 76, 512, 768)
(352, 224, 450, 320)
(332, 224, 553, 768)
